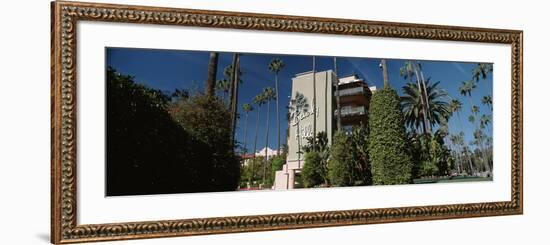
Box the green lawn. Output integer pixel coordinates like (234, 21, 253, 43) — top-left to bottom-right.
(413, 176, 493, 184)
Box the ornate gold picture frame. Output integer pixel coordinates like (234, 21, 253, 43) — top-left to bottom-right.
(51, 0, 523, 243)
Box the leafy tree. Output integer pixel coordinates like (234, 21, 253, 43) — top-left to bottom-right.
(169, 93, 240, 191)
(368, 87, 413, 185)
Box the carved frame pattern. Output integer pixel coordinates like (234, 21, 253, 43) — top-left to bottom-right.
(51, 1, 523, 243)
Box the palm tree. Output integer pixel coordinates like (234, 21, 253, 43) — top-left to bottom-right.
(482, 95, 493, 111)
(448, 99, 475, 175)
(459, 80, 479, 169)
(473, 128, 490, 172)
(289, 92, 309, 167)
(401, 80, 450, 134)
(479, 114, 492, 172)
(480, 114, 491, 129)
(380, 59, 390, 88)
(457, 131, 475, 174)
(450, 134, 462, 173)
(471, 105, 480, 115)
(262, 87, 276, 185)
(205, 52, 219, 96)
(215, 78, 230, 102)
(229, 54, 242, 147)
(251, 93, 265, 185)
(241, 103, 253, 154)
(472, 63, 493, 82)
(459, 80, 477, 108)
(400, 61, 430, 133)
(268, 58, 285, 155)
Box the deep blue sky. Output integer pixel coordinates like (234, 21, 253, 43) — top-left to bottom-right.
(106, 47, 493, 153)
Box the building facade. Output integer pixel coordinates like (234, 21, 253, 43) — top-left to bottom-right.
(274, 71, 374, 190)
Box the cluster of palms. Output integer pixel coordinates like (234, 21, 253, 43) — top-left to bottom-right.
(400, 61, 493, 177)
(216, 57, 285, 187)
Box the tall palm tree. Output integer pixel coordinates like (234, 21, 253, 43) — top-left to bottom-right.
(334, 57, 342, 130)
(251, 93, 265, 185)
(473, 129, 490, 172)
(456, 131, 475, 174)
(262, 87, 276, 185)
(268, 58, 285, 155)
(450, 134, 462, 173)
(380, 59, 390, 88)
(289, 92, 309, 167)
(479, 114, 492, 172)
(241, 103, 253, 154)
(205, 52, 219, 96)
(449, 98, 474, 174)
(459, 80, 478, 163)
(401, 80, 450, 134)
(229, 54, 242, 147)
(311, 56, 317, 149)
(400, 61, 430, 133)
(482, 95, 493, 111)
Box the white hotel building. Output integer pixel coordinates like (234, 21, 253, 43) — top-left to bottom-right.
(273, 70, 375, 190)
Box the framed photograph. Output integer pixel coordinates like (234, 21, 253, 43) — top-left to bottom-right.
(51, 0, 523, 243)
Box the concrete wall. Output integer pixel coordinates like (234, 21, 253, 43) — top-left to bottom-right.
(286, 70, 334, 166)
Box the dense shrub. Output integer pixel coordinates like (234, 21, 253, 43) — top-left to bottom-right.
(328, 131, 354, 186)
(302, 132, 329, 187)
(106, 67, 240, 195)
(302, 152, 324, 188)
(106, 67, 202, 195)
(368, 88, 413, 185)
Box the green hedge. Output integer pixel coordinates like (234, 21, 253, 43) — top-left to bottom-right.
(368, 88, 413, 185)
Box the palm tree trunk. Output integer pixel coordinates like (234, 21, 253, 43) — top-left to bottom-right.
(334, 57, 341, 131)
(243, 113, 249, 154)
(411, 62, 430, 135)
(205, 52, 219, 96)
(263, 100, 271, 186)
(275, 73, 280, 155)
(251, 106, 261, 185)
(455, 112, 474, 175)
(230, 54, 241, 147)
(381, 59, 389, 88)
(312, 57, 317, 148)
